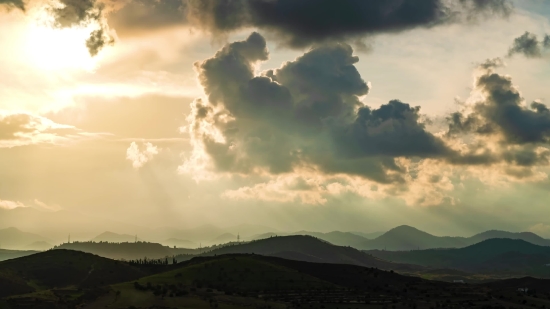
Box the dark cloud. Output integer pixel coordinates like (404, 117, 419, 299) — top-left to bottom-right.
(443, 67, 550, 172)
(108, 0, 511, 47)
(507, 32, 550, 58)
(189, 32, 456, 183)
(0, 0, 24, 10)
(478, 57, 505, 70)
(106, 0, 187, 36)
(49, 0, 113, 56)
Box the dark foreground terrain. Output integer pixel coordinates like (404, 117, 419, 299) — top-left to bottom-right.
(1, 250, 550, 309)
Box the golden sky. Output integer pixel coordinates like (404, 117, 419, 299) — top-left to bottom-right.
(1, 0, 550, 240)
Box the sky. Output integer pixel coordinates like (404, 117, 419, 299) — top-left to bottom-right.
(1, 0, 550, 239)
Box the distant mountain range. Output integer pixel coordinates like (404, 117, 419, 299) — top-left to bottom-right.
(91, 231, 140, 243)
(356, 225, 550, 250)
(367, 238, 550, 277)
(0, 227, 53, 250)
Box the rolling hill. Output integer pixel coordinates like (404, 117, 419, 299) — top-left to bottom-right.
(367, 238, 550, 276)
(187, 235, 424, 272)
(211, 232, 237, 244)
(162, 238, 197, 248)
(54, 241, 195, 260)
(252, 230, 371, 247)
(0, 249, 39, 262)
(357, 225, 550, 250)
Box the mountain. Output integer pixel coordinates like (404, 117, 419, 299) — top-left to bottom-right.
(188, 235, 423, 272)
(352, 231, 385, 239)
(151, 224, 278, 243)
(23, 241, 53, 251)
(91, 231, 140, 243)
(357, 225, 550, 251)
(0, 227, 53, 250)
(358, 225, 468, 250)
(367, 238, 550, 277)
(291, 230, 370, 247)
(211, 232, 237, 244)
(469, 230, 550, 246)
(162, 238, 197, 248)
(0, 249, 39, 262)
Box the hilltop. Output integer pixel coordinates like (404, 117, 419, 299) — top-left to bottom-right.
(91, 231, 140, 243)
(55, 241, 193, 260)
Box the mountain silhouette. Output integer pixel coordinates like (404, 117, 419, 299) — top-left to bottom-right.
(162, 238, 197, 248)
(358, 225, 468, 250)
(211, 233, 238, 244)
(0, 227, 53, 250)
(357, 225, 550, 250)
(91, 231, 140, 243)
(368, 238, 550, 276)
(188, 235, 423, 271)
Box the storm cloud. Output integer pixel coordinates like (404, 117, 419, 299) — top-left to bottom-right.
(507, 32, 550, 58)
(186, 32, 454, 183)
(109, 0, 511, 47)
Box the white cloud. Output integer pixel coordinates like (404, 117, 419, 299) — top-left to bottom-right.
(0, 199, 25, 210)
(126, 141, 159, 169)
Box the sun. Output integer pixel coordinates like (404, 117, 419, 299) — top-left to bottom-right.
(23, 9, 99, 72)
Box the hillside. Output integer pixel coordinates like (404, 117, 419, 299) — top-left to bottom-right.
(187, 235, 424, 272)
(367, 238, 550, 276)
(292, 230, 370, 247)
(55, 241, 194, 260)
(469, 230, 550, 246)
(211, 232, 237, 244)
(0, 249, 149, 298)
(0, 227, 53, 250)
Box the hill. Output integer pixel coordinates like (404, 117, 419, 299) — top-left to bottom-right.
(352, 230, 385, 239)
(0, 249, 150, 298)
(367, 238, 550, 277)
(357, 225, 468, 250)
(357, 225, 550, 251)
(291, 230, 370, 247)
(5, 251, 550, 309)
(91, 231, 140, 243)
(186, 235, 424, 272)
(0, 227, 53, 250)
(0, 249, 39, 262)
(55, 241, 194, 260)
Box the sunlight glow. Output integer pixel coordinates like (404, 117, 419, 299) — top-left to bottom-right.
(23, 10, 99, 72)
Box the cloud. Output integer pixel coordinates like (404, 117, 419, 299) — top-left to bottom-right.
(477, 57, 505, 70)
(49, 0, 114, 56)
(107, 0, 511, 47)
(448, 70, 550, 145)
(184, 32, 454, 184)
(187, 0, 511, 47)
(0, 0, 24, 11)
(126, 141, 159, 168)
(0, 199, 25, 210)
(0, 113, 88, 148)
(507, 31, 550, 58)
(106, 0, 187, 36)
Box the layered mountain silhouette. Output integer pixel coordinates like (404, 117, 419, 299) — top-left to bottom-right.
(162, 238, 197, 248)
(188, 235, 424, 272)
(91, 231, 140, 243)
(357, 225, 550, 250)
(0, 227, 53, 250)
(252, 230, 371, 247)
(368, 238, 550, 276)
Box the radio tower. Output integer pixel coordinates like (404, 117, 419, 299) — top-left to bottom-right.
(68, 234, 71, 244)
(237, 233, 240, 243)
